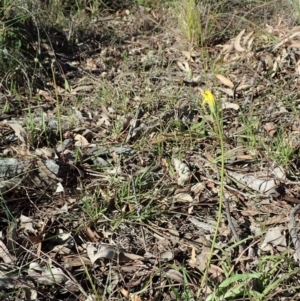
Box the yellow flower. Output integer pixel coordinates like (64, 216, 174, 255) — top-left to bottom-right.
(201, 90, 216, 115)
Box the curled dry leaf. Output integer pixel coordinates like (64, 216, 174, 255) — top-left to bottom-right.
(260, 227, 286, 251)
(172, 158, 191, 186)
(228, 171, 278, 196)
(74, 134, 89, 147)
(177, 61, 191, 73)
(234, 29, 246, 52)
(6, 122, 28, 146)
(55, 182, 64, 193)
(28, 263, 70, 286)
(86, 243, 116, 263)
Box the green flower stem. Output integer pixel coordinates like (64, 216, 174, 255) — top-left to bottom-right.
(199, 104, 225, 293)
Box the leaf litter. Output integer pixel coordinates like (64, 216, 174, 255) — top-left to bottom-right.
(1, 2, 300, 301)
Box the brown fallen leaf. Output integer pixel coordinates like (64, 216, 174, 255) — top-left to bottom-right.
(216, 74, 234, 88)
(234, 29, 246, 52)
(6, 122, 28, 146)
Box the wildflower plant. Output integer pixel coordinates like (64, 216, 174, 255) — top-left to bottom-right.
(200, 90, 226, 291)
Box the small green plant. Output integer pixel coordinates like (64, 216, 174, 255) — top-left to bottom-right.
(177, 0, 202, 45)
(239, 115, 260, 149)
(26, 110, 47, 146)
(207, 252, 300, 301)
(289, 0, 300, 22)
(81, 192, 106, 224)
(266, 129, 295, 167)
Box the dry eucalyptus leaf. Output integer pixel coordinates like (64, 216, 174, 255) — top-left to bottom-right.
(121, 252, 144, 261)
(6, 122, 28, 146)
(64, 255, 92, 268)
(234, 29, 246, 52)
(189, 246, 197, 268)
(236, 84, 252, 91)
(174, 193, 193, 203)
(55, 182, 64, 193)
(20, 215, 36, 234)
(159, 251, 174, 262)
(165, 269, 183, 283)
(247, 37, 254, 49)
(296, 59, 300, 75)
(273, 166, 286, 180)
(222, 102, 240, 110)
(216, 74, 234, 88)
(189, 217, 216, 233)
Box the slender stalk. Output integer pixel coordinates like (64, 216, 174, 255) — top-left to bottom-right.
(199, 92, 225, 293)
(51, 62, 63, 143)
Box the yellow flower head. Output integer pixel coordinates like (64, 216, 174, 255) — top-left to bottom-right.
(201, 90, 216, 115)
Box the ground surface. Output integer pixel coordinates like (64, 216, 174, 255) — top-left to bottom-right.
(1, 1, 300, 300)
